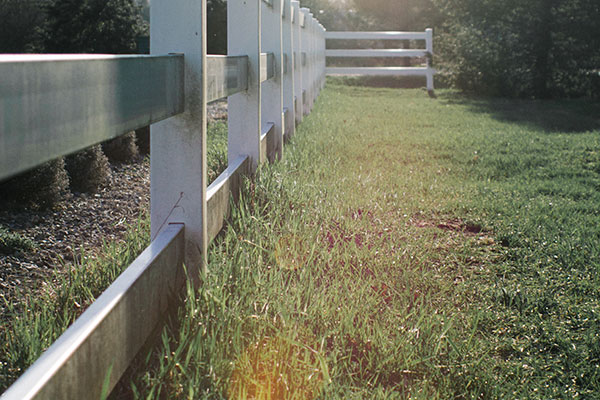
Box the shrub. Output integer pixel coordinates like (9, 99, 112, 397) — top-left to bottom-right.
(41, 0, 147, 54)
(135, 126, 150, 156)
(65, 145, 111, 193)
(102, 131, 139, 163)
(0, 226, 35, 255)
(434, 0, 600, 98)
(0, 158, 70, 210)
(0, 0, 45, 53)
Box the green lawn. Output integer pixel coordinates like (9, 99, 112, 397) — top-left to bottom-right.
(127, 81, 600, 399)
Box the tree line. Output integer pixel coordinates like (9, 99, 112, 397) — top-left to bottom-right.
(1, 0, 598, 207)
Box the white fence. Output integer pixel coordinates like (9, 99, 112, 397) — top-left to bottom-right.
(325, 29, 435, 91)
(0, 0, 326, 398)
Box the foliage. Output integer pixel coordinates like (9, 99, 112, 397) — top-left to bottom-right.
(65, 145, 111, 194)
(207, 121, 228, 184)
(0, 226, 35, 256)
(102, 132, 139, 163)
(433, 0, 600, 98)
(300, 0, 369, 31)
(0, 0, 45, 53)
(41, 0, 147, 53)
(0, 158, 70, 210)
(135, 126, 150, 156)
(351, 0, 442, 31)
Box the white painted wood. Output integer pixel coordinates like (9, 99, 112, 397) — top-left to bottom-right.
(1, 224, 185, 400)
(307, 14, 314, 112)
(325, 31, 427, 40)
(150, 0, 208, 271)
(261, 0, 284, 161)
(281, 0, 295, 139)
(426, 28, 434, 91)
(260, 122, 275, 162)
(326, 49, 428, 58)
(0, 54, 184, 181)
(260, 52, 275, 83)
(206, 155, 250, 242)
(228, 0, 261, 171)
(325, 28, 435, 92)
(326, 66, 434, 76)
(320, 24, 327, 90)
(300, 8, 311, 115)
(291, 1, 303, 124)
(426, 28, 433, 54)
(206, 55, 248, 102)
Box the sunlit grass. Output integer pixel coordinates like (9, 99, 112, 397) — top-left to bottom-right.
(130, 81, 600, 398)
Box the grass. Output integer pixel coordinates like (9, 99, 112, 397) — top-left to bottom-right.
(126, 80, 600, 399)
(0, 122, 228, 393)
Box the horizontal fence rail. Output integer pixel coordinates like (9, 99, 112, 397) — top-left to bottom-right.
(326, 49, 428, 58)
(325, 29, 435, 92)
(1, 0, 327, 398)
(0, 54, 184, 181)
(206, 55, 249, 102)
(325, 31, 428, 40)
(0, 224, 185, 400)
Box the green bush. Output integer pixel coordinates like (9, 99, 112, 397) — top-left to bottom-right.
(0, 0, 45, 53)
(135, 126, 150, 156)
(102, 131, 139, 163)
(0, 158, 70, 210)
(41, 0, 147, 54)
(65, 145, 111, 193)
(0, 226, 35, 255)
(434, 0, 600, 98)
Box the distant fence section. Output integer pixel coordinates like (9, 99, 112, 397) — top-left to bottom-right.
(325, 29, 435, 92)
(0, 0, 325, 398)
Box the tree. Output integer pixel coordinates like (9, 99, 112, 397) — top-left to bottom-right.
(0, 0, 46, 53)
(351, 0, 442, 31)
(42, 0, 147, 53)
(433, 0, 600, 98)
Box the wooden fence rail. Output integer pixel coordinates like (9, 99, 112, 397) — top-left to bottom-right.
(325, 29, 435, 92)
(0, 0, 325, 398)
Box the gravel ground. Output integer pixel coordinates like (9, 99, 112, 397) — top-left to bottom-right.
(0, 101, 227, 317)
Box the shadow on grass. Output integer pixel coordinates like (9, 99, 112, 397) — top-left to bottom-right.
(439, 92, 600, 134)
(328, 75, 438, 89)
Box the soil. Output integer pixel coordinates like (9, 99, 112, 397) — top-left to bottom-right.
(0, 101, 227, 317)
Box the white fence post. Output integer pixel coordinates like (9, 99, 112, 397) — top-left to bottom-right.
(261, 0, 284, 161)
(282, 0, 295, 140)
(150, 0, 208, 271)
(320, 24, 326, 90)
(292, 1, 303, 124)
(300, 8, 310, 115)
(311, 15, 317, 108)
(228, 0, 261, 172)
(426, 28, 434, 92)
